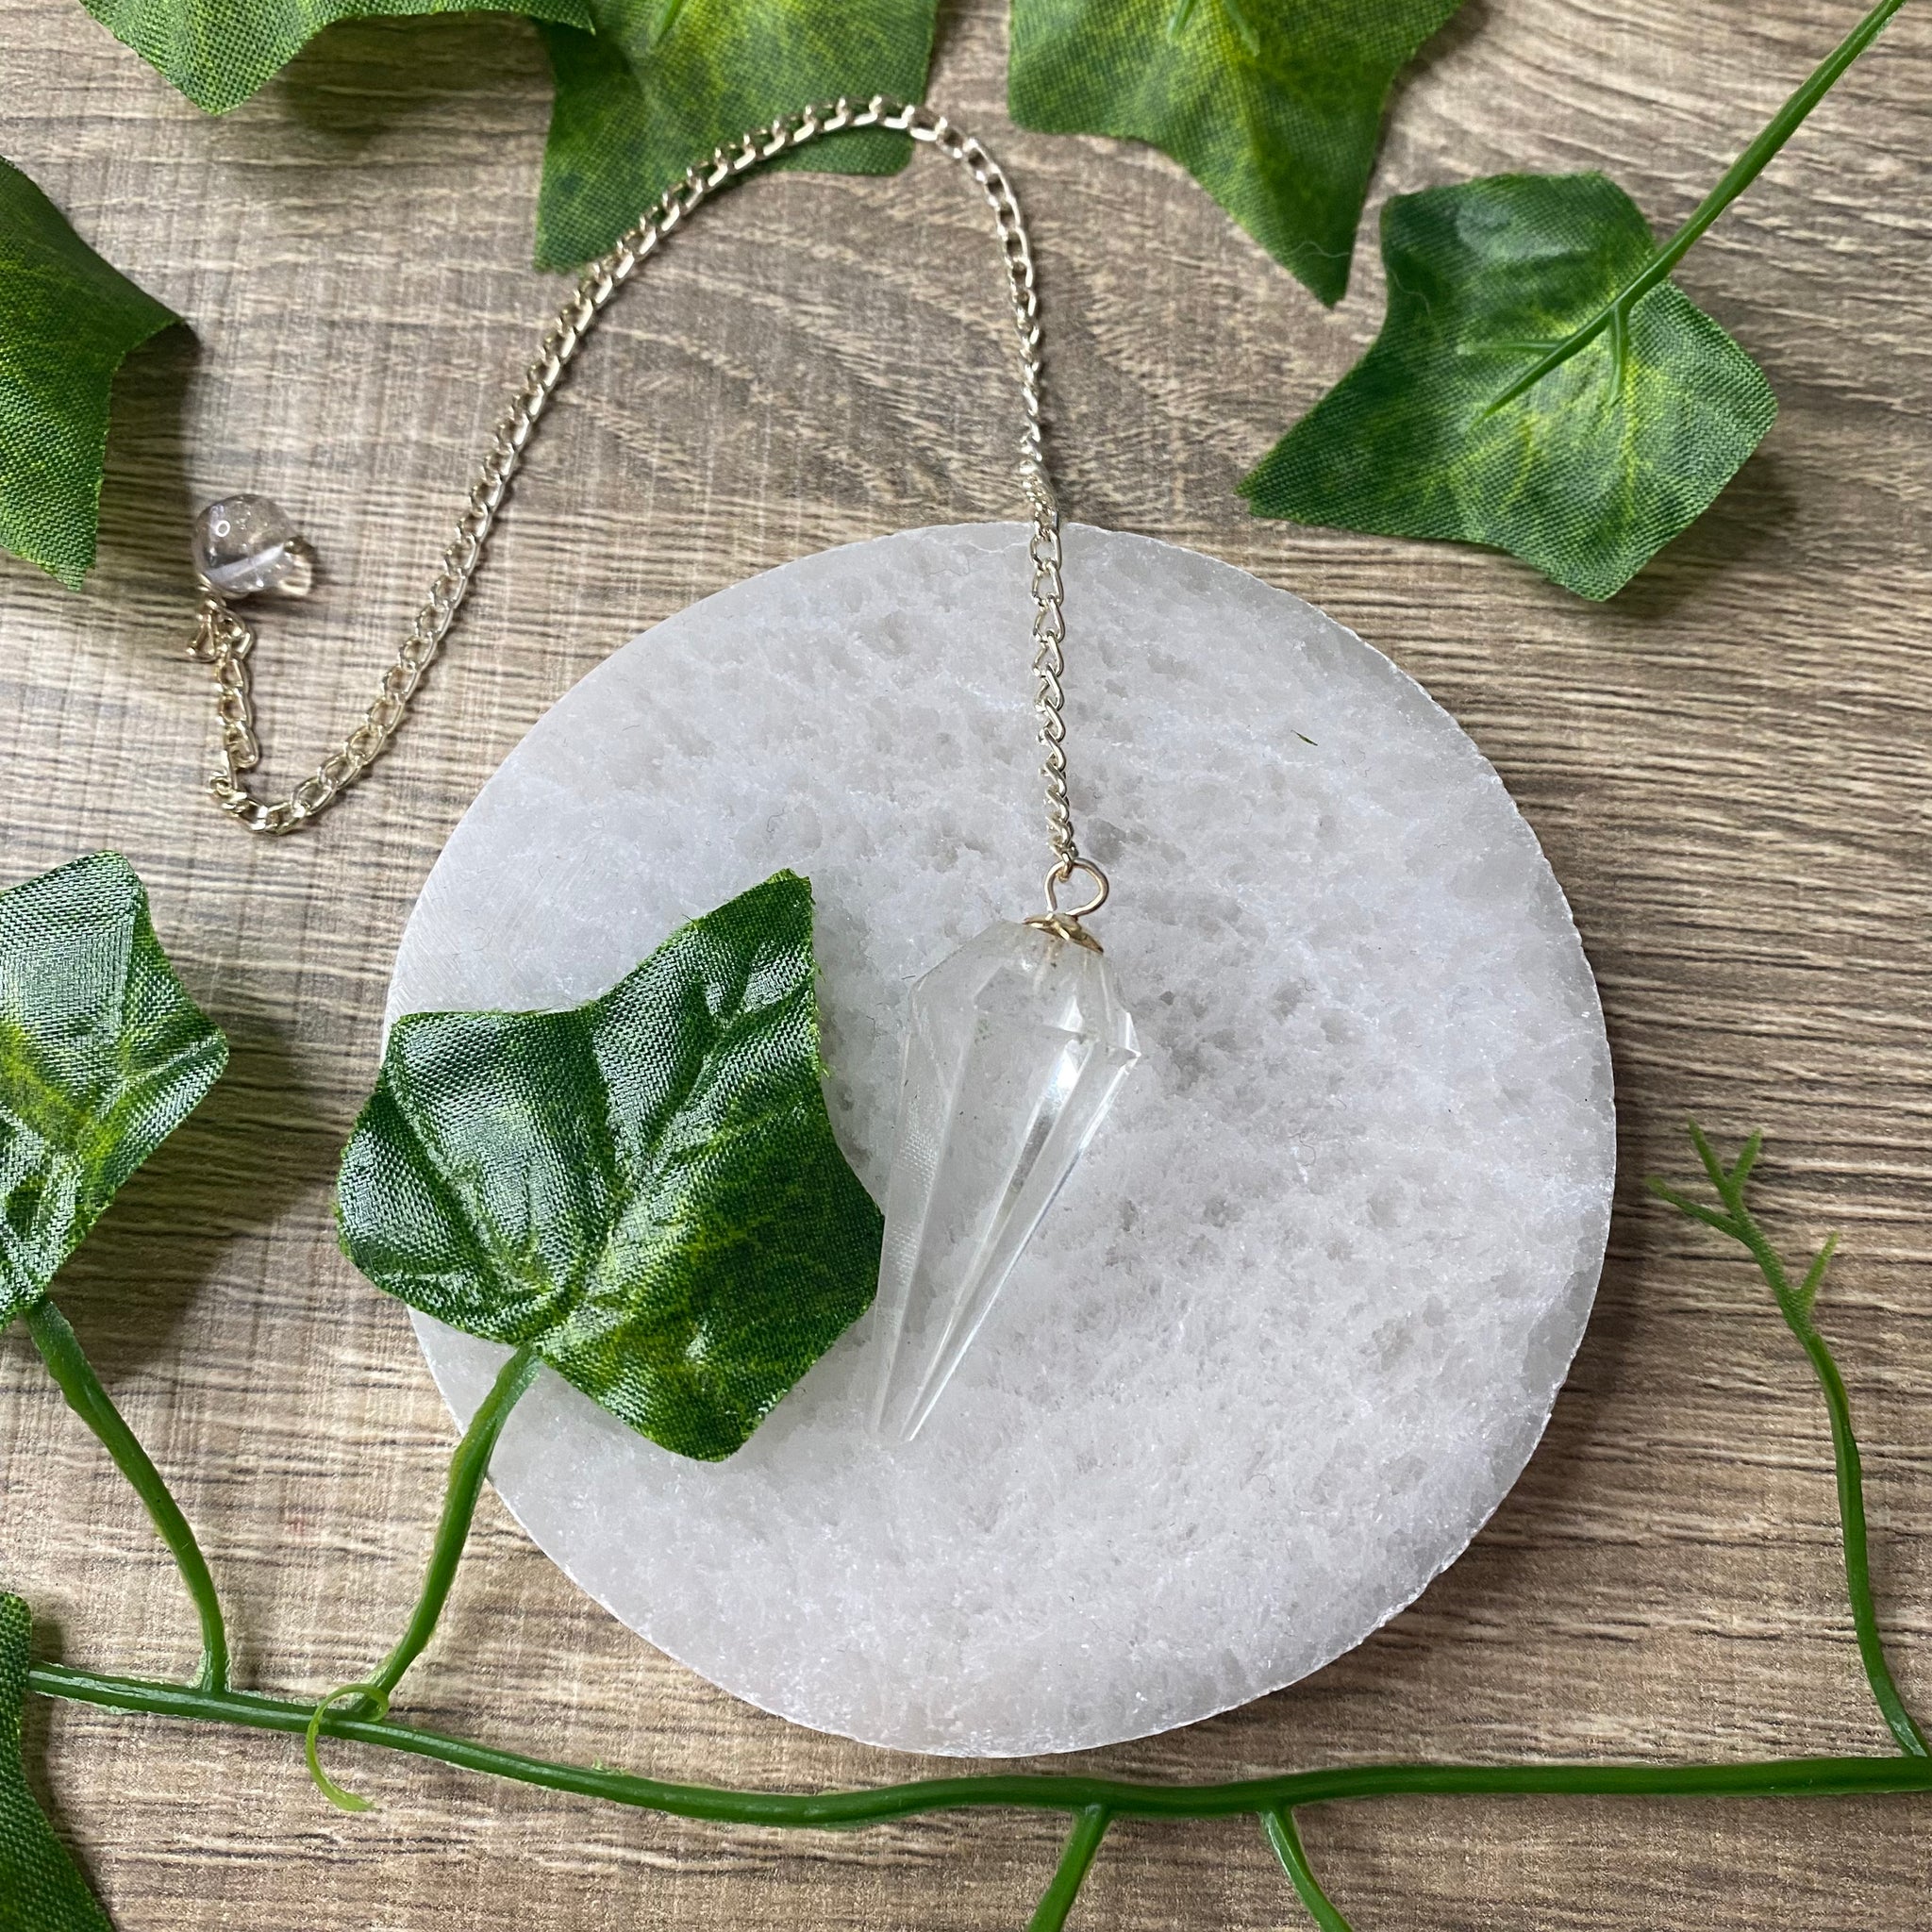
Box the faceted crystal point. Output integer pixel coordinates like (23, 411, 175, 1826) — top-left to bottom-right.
(869, 920, 1141, 1442)
(192, 494, 313, 598)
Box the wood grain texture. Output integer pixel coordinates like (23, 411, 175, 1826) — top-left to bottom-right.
(2, 1, 1930, 1926)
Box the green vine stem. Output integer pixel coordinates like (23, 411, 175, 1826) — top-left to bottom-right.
(1490, 0, 1909, 410)
(1263, 1809, 1355, 1931)
(306, 1342, 542, 1810)
(1026, 1804, 1110, 1931)
(25, 1660, 1932, 1812)
(16, 1124, 1928, 1924)
(1650, 1124, 1930, 1757)
(23, 1298, 228, 1695)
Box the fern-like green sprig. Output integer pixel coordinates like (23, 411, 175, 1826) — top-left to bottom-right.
(1650, 1123, 1929, 1758)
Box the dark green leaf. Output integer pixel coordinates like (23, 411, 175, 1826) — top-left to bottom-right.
(1008, 0, 1463, 306)
(337, 872, 880, 1462)
(1241, 173, 1777, 599)
(0, 159, 178, 591)
(535, 0, 938, 270)
(76, 0, 596, 116)
(0, 855, 227, 1329)
(0, 1595, 115, 1932)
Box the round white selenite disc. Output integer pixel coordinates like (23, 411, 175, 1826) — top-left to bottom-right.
(388, 523, 1614, 1758)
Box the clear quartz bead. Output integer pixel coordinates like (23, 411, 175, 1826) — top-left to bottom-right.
(868, 920, 1141, 1441)
(192, 494, 312, 597)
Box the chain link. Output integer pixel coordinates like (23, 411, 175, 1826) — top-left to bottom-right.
(188, 95, 1108, 924)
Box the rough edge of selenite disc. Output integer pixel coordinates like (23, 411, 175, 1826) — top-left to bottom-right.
(387, 523, 1616, 1758)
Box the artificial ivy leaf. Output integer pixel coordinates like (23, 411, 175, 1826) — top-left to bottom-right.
(0, 1596, 115, 1932)
(534, 0, 939, 270)
(1008, 0, 1463, 306)
(0, 158, 178, 591)
(1241, 173, 1777, 600)
(337, 872, 881, 1462)
(76, 0, 596, 117)
(0, 854, 227, 1329)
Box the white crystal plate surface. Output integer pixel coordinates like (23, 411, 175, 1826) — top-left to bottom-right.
(388, 523, 1615, 1758)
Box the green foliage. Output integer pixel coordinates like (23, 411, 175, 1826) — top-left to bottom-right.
(0, 1596, 112, 1932)
(76, 0, 594, 115)
(535, 0, 938, 270)
(0, 853, 227, 1327)
(1008, 0, 1462, 306)
(1245, 0, 1908, 598)
(0, 159, 177, 590)
(1241, 173, 1775, 600)
(0, 880, 1916, 1932)
(1651, 1123, 1929, 1758)
(336, 871, 881, 1461)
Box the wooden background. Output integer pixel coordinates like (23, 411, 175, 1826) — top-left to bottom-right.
(3, 1, 1930, 1924)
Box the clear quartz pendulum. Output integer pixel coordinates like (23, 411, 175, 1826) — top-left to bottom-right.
(870, 910, 1140, 1441)
(861, 158, 1141, 1438)
(857, 120, 1141, 1440)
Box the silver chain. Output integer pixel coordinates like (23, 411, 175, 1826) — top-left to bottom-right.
(188, 95, 1109, 932)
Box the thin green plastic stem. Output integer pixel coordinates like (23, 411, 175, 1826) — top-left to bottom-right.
(306, 1342, 542, 1809)
(368, 1342, 541, 1702)
(1491, 0, 1908, 409)
(24, 1663, 1932, 1820)
(1027, 1805, 1109, 1931)
(1653, 1126, 1929, 1757)
(23, 1297, 228, 1695)
(1792, 1308, 1929, 1756)
(1263, 1809, 1355, 1932)
(17, 1118, 1928, 1905)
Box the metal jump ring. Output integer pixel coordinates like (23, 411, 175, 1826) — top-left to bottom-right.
(1042, 857, 1108, 923)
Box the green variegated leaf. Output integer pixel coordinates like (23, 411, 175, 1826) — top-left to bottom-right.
(77, 0, 595, 115)
(0, 1596, 114, 1932)
(1242, 173, 1777, 600)
(535, 0, 938, 270)
(1008, 0, 1463, 305)
(0, 854, 227, 1327)
(337, 872, 880, 1462)
(0, 158, 178, 591)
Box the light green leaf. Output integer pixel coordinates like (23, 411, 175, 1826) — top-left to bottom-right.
(1241, 173, 1776, 600)
(0, 1596, 114, 1932)
(336, 872, 881, 1462)
(0, 854, 227, 1328)
(76, 0, 596, 116)
(535, 0, 938, 270)
(1008, 0, 1463, 306)
(0, 159, 178, 591)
